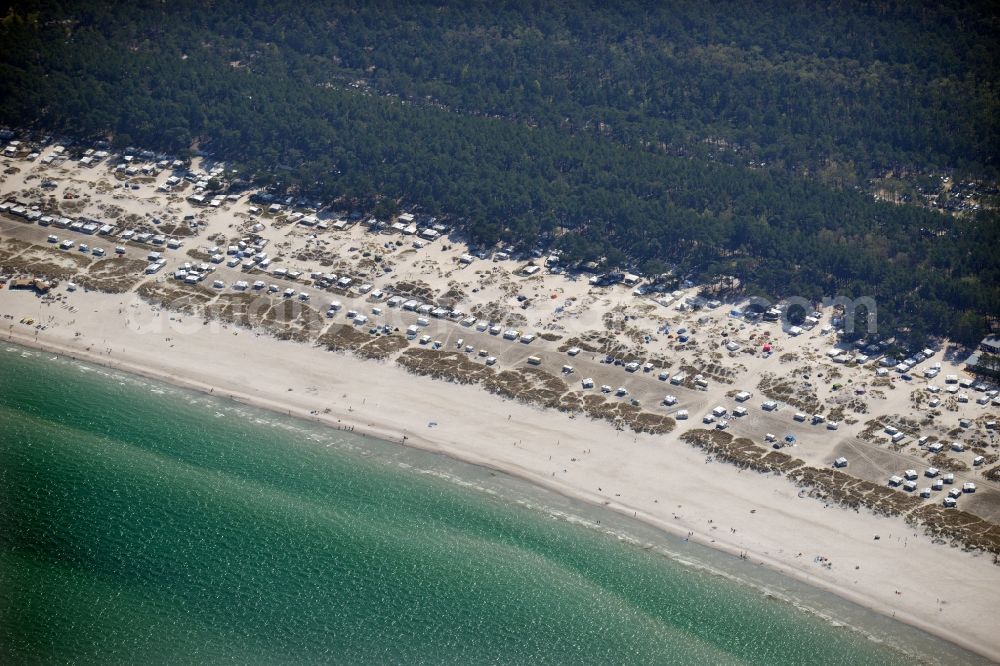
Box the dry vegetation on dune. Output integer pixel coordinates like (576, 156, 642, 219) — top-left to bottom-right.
(72, 258, 148, 293)
(907, 506, 1000, 556)
(0, 237, 33, 259)
(0, 240, 93, 282)
(789, 467, 922, 517)
(681, 430, 804, 474)
(389, 279, 437, 303)
(396, 348, 674, 433)
(485, 366, 569, 409)
(185, 248, 213, 262)
(202, 295, 325, 342)
(757, 372, 822, 413)
(397, 348, 496, 385)
(136, 281, 214, 315)
(203, 292, 261, 328)
(576, 394, 675, 433)
(317, 324, 408, 360)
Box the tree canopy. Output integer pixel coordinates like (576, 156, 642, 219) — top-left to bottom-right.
(0, 0, 997, 343)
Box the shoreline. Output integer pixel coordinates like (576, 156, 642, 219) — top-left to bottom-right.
(5, 327, 998, 662)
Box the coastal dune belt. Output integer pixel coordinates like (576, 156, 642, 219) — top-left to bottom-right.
(1, 145, 999, 660)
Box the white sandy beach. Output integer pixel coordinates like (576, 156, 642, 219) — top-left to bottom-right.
(2, 287, 999, 661)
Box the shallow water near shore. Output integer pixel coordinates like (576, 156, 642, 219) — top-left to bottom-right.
(0, 344, 986, 664)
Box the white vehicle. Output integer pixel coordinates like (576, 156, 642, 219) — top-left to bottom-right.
(282, 288, 295, 298)
(662, 395, 678, 406)
(567, 347, 581, 356)
(47, 234, 59, 243)
(91, 247, 105, 256)
(78, 243, 89, 253)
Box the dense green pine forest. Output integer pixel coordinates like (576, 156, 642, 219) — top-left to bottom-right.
(0, 1, 997, 343)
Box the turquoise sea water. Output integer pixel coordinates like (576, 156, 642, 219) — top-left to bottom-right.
(0, 345, 986, 664)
